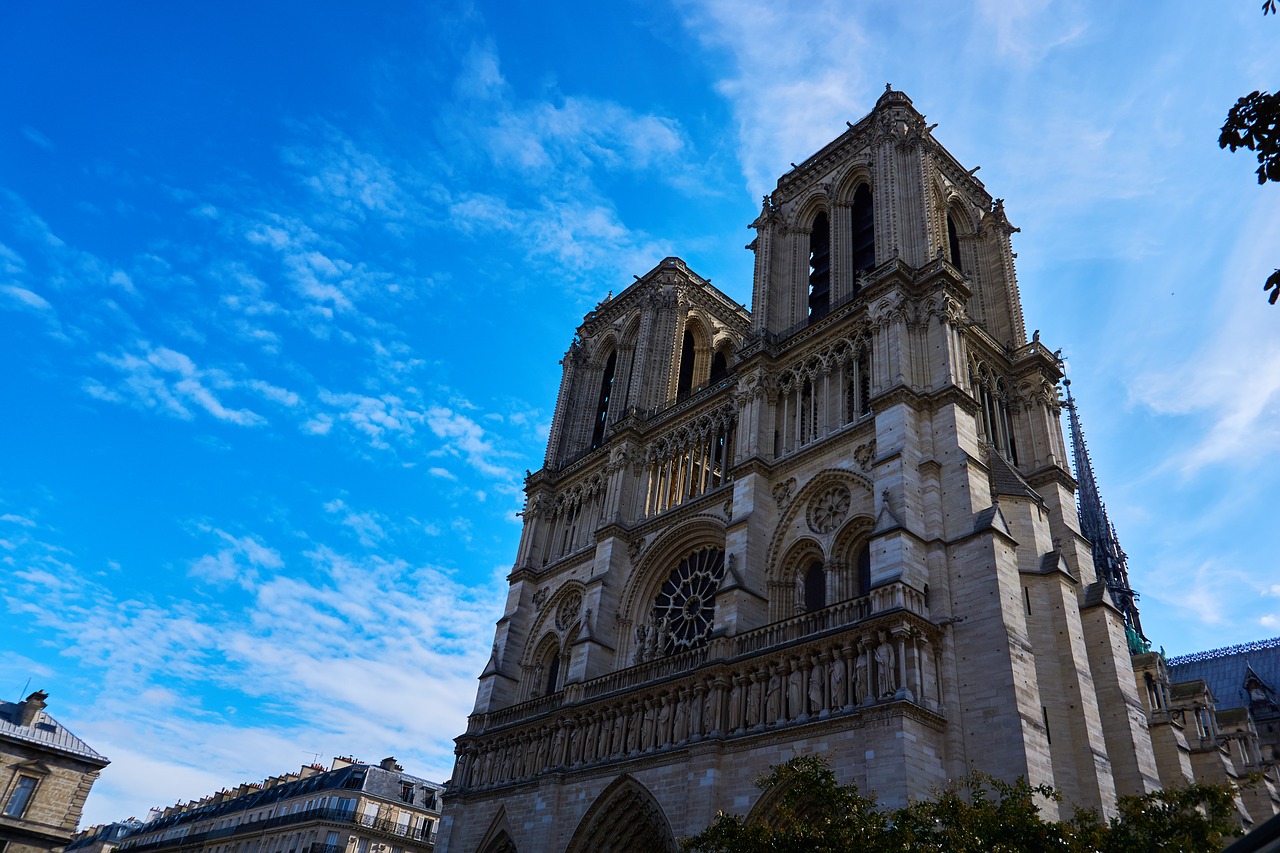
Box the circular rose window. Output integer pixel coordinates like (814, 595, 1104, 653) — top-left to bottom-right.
(652, 547, 726, 656)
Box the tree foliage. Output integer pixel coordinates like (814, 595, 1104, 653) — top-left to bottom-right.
(682, 755, 1241, 853)
(1220, 2, 1280, 304)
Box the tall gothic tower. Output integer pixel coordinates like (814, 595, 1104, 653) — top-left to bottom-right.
(436, 88, 1162, 853)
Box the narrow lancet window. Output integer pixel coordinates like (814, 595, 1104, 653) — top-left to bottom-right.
(857, 347, 872, 416)
(710, 350, 728, 382)
(947, 212, 963, 272)
(804, 561, 827, 612)
(850, 184, 875, 290)
(590, 351, 617, 450)
(545, 649, 561, 695)
(808, 211, 831, 321)
(676, 330, 696, 398)
(857, 543, 871, 596)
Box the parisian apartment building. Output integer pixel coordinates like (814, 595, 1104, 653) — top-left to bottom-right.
(1, 691, 109, 853)
(108, 758, 442, 853)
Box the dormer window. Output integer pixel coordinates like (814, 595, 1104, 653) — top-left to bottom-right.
(808, 211, 830, 321)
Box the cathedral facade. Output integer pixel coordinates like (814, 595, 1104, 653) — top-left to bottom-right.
(435, 88, 1275, 853)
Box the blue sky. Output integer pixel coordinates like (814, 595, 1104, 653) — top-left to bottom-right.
(2, 0, 1278, 826)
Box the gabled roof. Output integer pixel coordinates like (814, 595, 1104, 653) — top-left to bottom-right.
(0, 698, 109, 765)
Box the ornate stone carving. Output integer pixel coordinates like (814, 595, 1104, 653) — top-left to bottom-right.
(854, 440, 877, 472)
(772, 477, 796, 506)
(532, 588, 549, 610)
(807, 484, 852, 534)
(555, 589, 583, 631)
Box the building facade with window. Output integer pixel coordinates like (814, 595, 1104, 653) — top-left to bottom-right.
(436, 88, 1277, 853)
(0, 691, 110, 853)
(116, 758, 443, 853)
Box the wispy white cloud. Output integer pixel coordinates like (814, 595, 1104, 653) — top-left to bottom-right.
(189, 529, 284, 590)
(673, 0, 876, 199)
(1127, 199, 1280, 473)
(88, 343, 268, 427)
(0, 516, 503, 823)
(425, 405, 517, 481)
(20, 125, 55, 151)
(316, 390, 424, 450)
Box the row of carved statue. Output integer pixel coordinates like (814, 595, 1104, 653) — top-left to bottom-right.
(454, 621, 939, 792)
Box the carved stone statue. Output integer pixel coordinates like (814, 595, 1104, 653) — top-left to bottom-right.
(746, 677, 762, 727)
(855, 644, 870, 704)
(657, 696, 672, 747)
(633, 623, 649, 664)
(830, 656, 847, 710)
(645, 616, 661, 659)
(787, 665, 804, 719)
(551, 725, 566, 767)
(766, 671, 783, 724)
(809, 658, 826, 713)
(625, 707, 640, 753)
(610, 712, 625, 755)
(641, 701, 657, 751)
(875, 630, 897, 697)
(673, 693, 689, 742)
(728, 679, 744, 731)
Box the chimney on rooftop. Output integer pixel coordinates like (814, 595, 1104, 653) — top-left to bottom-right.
(331, 756, 354, 770)
(19, 691, 48, 727)
(378, 757, 402, 772)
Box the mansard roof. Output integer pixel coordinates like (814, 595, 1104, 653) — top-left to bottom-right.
(1168, 635, 1280, 712)
(0, 695, 108, 765)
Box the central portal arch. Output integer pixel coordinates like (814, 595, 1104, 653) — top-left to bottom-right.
(565, 775, 677, 853)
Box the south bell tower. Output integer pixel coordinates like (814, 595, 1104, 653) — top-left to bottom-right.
(438, 88, 1160, 853)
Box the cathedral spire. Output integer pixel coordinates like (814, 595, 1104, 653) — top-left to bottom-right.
(1063, 379, 1148, 654)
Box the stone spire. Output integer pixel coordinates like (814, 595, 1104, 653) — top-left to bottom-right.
(1063, 379, 1147, 654)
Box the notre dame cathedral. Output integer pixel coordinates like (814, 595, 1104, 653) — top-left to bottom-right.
(436, 87, 1280, 852)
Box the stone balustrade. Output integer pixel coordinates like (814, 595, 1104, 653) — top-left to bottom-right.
(452, 590, 940, 795)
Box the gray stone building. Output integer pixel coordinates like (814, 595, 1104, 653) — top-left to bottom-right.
(0, 691, 109, 853)
(115, 757, 443, 853)
(436, 88, 1279, 852)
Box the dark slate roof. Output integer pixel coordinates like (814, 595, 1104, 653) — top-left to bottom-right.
(988, 452, 1041, 501)
(131, 764, 442, 835)
(0, 699, 109, 765)
(1167, 636, 1280, 712)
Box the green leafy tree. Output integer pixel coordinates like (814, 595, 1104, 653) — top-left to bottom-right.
(682, 755, 1240, 853)
(1219, 1, 1280, 303)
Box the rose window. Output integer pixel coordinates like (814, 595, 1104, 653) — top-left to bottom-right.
(651, 547, 725, 656)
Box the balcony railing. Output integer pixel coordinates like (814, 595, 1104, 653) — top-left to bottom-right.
(120, 806, 435, 853)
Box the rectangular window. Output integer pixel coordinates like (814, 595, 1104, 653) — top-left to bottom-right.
(3, 776, 37, 818)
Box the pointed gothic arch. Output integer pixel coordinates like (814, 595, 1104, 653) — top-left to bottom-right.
(476, 807, 518, 853)
(565, 775, 677, 853)
(777, 537, 825, 617)
(675, 314, 713, 399)
(617, 517, 727, 665)
(743, 761, 831, 832)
